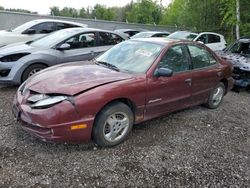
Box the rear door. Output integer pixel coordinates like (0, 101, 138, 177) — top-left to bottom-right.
(206, 34, 224, 51)
(145, 44, 192, 119)
(187, 44, 221, 105)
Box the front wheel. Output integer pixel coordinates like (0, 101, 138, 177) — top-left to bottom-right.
(22, 64, 47, 82)
(92, 102, 134, 147)
(205, 82, 225, 109)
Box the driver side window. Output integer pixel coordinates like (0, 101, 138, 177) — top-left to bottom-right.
(64, 32, 96, 49)
(159, 45, 189, 73)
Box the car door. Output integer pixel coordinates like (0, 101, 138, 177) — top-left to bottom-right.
(145, 44, 192, 120)
(206, 34, 224, 51)
(96, 32, 125, 56)
(187, 44, 221, 105)
(56, 32, 98, 63)
(22, 22, 56, 41)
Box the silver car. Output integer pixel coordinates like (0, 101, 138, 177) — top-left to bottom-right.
(0, 28, 128, 85)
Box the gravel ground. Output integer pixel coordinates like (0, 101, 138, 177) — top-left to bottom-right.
(0, 86, 249, 187)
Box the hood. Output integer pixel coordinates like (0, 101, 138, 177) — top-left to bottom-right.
(216, 50, 250, 71)
(0, 43, 38, 56)
(26, 61, 134, 95)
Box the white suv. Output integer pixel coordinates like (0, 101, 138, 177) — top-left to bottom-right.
(0, 19, 87, 47)
(168, 31, 227, 51)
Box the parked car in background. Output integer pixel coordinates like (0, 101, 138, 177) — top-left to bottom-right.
(167, 31, 198, 40)
(12, 38, 234, 147)
(131, 31, 170, 39)
(168, 31, 227, 51)
(114, 29, 143, 38)
(0, 19, 87, 47)
(216, 37, 250, 88)
(0, 27, 127, 85)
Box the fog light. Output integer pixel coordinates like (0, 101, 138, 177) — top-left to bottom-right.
(70, 124, 87, 130)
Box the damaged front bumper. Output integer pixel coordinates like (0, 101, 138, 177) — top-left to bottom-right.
(12, 89, 95, 143)
(232, 67, 250, 88)
(217, 51, 250, 88)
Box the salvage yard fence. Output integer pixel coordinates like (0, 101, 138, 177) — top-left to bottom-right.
(0, 11, 178, 32)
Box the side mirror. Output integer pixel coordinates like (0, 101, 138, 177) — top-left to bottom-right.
(154, 67, 173, 77)
(23, 29, 36, 35)
(57, 43, 71, 50)
(197, 41, 204, 44)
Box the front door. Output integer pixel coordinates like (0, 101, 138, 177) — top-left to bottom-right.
(56, 32, 98, 64)
(145, 45, 192, 120)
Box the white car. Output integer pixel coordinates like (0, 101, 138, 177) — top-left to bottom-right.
(0, 19, 87, 47)
(168, 31, 227, 51)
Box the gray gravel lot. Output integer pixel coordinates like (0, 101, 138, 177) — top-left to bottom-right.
(0, 86, 249, 187)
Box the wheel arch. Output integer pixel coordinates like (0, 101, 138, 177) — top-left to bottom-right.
(21, 62, 49, 82)
(220, 78, 228, 94)
(91, 97, 136, 134)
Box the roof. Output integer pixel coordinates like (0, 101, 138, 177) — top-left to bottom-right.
(29, 19, 88, 27)
(130, 37, 182, 46)
(53, 27, 128, 39)
(138, 31, 170, 34)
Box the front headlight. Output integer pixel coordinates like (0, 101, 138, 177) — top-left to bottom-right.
(28, 94, 68, 109)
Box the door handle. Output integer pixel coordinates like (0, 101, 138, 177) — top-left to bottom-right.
(91, 51, 95, 56)
(185, 78, 192, 86)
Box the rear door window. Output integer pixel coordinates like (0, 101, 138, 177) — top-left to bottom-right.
(208, 34, 221, 43)
(99, 32, 124, 46)
(29, 22, 56, 34)
(56, 23, 80, 30)
(188, 45, 217, 69)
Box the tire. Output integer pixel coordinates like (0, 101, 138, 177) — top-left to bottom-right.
(92, 102, 134, 147)
(205, 82, 225, 109)
(22, 64, 47, 82)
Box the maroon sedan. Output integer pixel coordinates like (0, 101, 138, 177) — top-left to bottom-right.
(12, 38, 234, 147)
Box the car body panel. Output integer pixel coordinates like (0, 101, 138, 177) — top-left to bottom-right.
(0, 28, 127, 85)
(216, 38, 250, 88)
(168, 31, 227, 51)
(12, 38, 234, 143)
(0, 19, 87, 47)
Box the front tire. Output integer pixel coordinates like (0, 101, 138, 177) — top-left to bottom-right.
(205, 82, 225, 109)
(92, 102, 134, 147)
(22, 64, 47, 82)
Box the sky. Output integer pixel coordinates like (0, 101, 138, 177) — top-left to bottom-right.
(0, 0, 172, 15)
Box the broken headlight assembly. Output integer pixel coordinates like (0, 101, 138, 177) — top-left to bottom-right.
(0, 53, 30, 62)
(28, 94, 68, 109)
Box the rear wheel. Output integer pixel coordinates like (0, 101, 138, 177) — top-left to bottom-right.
(92, 102, 134, 147)
(22, 64, 47, 82)
(205, 82, 225, 109)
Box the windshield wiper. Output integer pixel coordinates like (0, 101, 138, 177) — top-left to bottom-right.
(94, 60, 120, 72)
(26, 40, 33, 45)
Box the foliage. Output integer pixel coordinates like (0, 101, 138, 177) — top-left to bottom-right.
(1, 0, 250, 40)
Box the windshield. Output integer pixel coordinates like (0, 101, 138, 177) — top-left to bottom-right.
(168, 31, 198, 40)
(131, 32, 153, 39)
(96, 40, 163, 73)
(12, 20, 39, 33)
(30, 29, 76, 48)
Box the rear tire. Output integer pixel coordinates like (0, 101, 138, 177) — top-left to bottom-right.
(205, 82, 225, 109)
(92, 102, 134, 147)
(22, 64, 47, 82)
